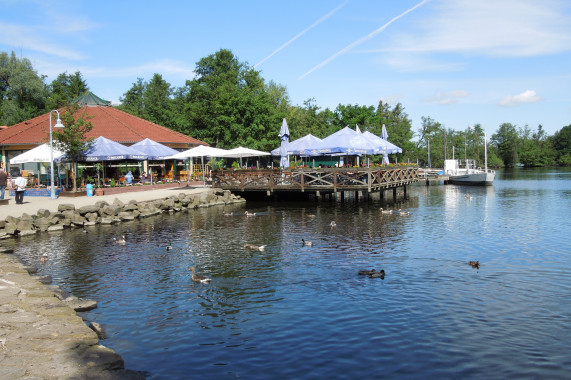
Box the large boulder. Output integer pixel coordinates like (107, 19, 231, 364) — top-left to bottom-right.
(117, 212, 135, 221)
(102, 205, 120, 216)
(37, 209, 51, 218)
(95, 200, 109, 208)
(70, 214, 86, 227)
(58, 203, 75, 212)
(78, 205, 100, 215)
(34, 218, 51, 232)
(122, 203, 138, 212)
(113, 198, 124, 208)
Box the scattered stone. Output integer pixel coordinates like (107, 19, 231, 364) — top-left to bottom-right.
(46, 284, 71, 300)
(34, 274, 53, 284)
(63, 296, 98, 312)
(18, 229, 38, 237)
(89, 321, 108, 339)
(22, 265, 38, 274)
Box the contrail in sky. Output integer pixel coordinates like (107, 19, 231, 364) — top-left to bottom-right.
(254, 0, 350, 68)
(298, 0, 430, 79)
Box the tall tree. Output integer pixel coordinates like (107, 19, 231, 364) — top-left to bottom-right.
(551, 124, 571, 166)
(45, 71, 89, 110)
(417, 116, 445, 167)
(0, 51, 47, 125)
(118, 78, 146, 117)
(144, 74, 175, 129)
(182, 49, 278, 150)
(52, 104, 94, 192)
(491, 123, 519, 167)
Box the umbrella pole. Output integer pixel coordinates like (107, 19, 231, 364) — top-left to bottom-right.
(201, 156, 205, 187)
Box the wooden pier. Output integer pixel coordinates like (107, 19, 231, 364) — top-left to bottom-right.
(417, 168, 449, 185)
(212, 167, 419, 199)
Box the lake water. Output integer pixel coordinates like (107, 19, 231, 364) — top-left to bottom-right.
(8, 169, 571, 379)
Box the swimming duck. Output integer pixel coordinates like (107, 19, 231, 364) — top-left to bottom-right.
(368, 269, 385, 279)
(166, 242, 172, 251)
(189, 267, 211, 283)
(244, 243, 266, 251)
(380, 208, 392, 214)
(82, 222, 88, 233)
(223, 212, 233, 216)
(398, 209, 410, 216)
(302, 239, 314, 246)
(358, 269, 376, 276)
(468, 261, 480, 269)
(114, 235, 126, 245)
(245, 211, 257, 216)
(465, 194, 473, 200)
(330, 221, 337, 227)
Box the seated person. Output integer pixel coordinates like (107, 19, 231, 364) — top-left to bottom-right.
(125, 171, 134, 185)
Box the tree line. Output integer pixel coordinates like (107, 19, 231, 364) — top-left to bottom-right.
(1, 49, 570, 168)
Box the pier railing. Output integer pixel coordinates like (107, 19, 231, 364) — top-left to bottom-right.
(212, 167, 419, 193)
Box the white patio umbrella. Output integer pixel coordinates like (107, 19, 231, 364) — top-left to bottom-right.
(217, 146, 270, 168)
(10, 144, 66, 187)
(10, 143, 65, 164)
(166, 145, 230, 186)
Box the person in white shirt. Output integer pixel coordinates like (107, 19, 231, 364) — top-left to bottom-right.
(14, 174, 27, 204)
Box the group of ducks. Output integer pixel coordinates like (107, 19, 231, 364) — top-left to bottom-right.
(379, 208, 410, 216)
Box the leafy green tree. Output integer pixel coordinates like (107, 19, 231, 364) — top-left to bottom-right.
(417, 116, 445, 167)
(118, 78, 146, 117)
(0, 51, 47, 125)
(551, 124, 571, 166)
(333, 104, 378, 131)
(118, 74, 176, 129)
(144, 74, 175, 129)
(491, 123, 519, 167)
(52, 104, 94, 192)
(182, 49, 278, 150)
(379, 102, 414, 164)
(45, 71, 88, 110)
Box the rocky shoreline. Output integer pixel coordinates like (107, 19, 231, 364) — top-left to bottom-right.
(0, 188, 246, 378)
(0, 188, 245, 239)
(0, 249, 147, 379)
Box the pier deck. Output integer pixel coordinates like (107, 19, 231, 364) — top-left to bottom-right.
(212, 167, 419, 196)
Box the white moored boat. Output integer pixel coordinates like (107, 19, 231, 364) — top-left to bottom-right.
(444, 159, 495, 185)
(443, 132, 495, 186)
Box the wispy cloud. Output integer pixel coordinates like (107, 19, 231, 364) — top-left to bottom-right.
(423, 90, 468, 104)
(76, 59, 196, 80)
(255, 0, 349, 68)
(498, 90, 542, 107)
(0, 23, 87, 60)
(382, 0, 571, 61)
(299, 0, 430, 79)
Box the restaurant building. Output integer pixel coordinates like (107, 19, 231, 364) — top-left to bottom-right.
(0, 92, 207, 181)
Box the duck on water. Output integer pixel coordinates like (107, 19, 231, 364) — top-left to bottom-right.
(189, 267, 211, 283)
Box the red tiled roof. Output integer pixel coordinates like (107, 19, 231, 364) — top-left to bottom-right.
(0, 106, 208, 147)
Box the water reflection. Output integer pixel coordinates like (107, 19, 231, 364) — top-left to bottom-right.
(7, 170, 571, 379)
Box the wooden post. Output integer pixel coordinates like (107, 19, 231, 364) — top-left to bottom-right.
(393, 187, 397, 199)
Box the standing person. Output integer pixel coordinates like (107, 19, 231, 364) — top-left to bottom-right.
(14, 173, 27, 204)
(0, 167, 8, 200)
(125, 171, 134, 185)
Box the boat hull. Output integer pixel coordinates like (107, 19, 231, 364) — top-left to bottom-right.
(447, 172, 495, 186)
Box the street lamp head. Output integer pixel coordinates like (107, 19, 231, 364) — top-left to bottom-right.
(54, 117, 64, 128)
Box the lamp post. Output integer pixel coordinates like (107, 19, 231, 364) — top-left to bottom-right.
(49, 110, 65, 199)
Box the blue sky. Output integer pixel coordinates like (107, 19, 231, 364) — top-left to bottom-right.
(1, 0, 570, 137)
